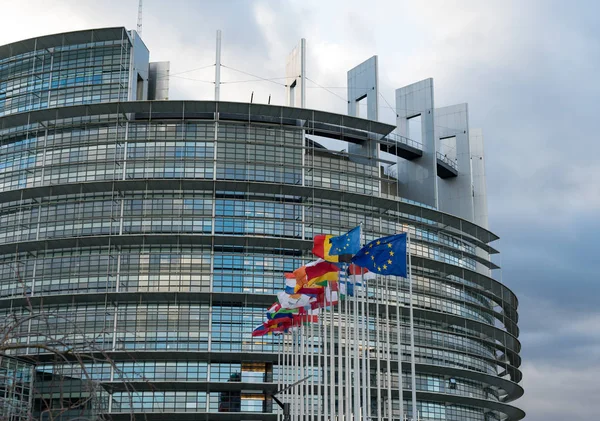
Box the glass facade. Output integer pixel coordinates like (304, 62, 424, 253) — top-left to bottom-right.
(0, 29, 523, 421)
(0, 356, 34, 421)
(0, 28, 135, 117)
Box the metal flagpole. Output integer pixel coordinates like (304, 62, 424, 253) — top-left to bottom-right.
(300, 325, 304, 421)
(330, 284, 336, 421)
(323, 285, 329, 421)
(278, 335, 282, 421)
(396, 272, 405, 421)
(309, 316, 313, 421)
(286, 332, 290, 420)
(305, 322, 309, 421)
(365, 274, 372, 421)
(385, 275, 392, 420)
(344, 264, 351, 421)
(311, 314, 316, 421)
(408, 232, 417, 420)
(360, 271, 367, 421)
(308, 321, 312, 421)
(291, 330, 295, 420)
(375, 274, 381, 420)
(287, 331, 291, 420)
(353, 270, 360, 421)
(337, 280, 344, 420)
(282, 332, 286, 420)
(294, 329, 299, 421)
(315, 315, 319, 421)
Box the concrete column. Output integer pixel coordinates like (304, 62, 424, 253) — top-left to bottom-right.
(128, 30, 149, 101)
(470, 128, 489, 229)
(148, 61, 170, 100)
(395, 78, 437, 208)
(347, 56, 378, 120)
(347, 56, 379, 165)
(285, 39, 306, 108)
(435, 103, 474, 221)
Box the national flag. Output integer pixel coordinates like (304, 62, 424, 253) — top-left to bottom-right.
(266, 306, 299, 321)
(277, 291, 314, 309)
(352, 233, 407, 277)
(329, 226, 361, 256)
(326, 284, 339, 306)
(292, 310, 319, 326)
(347, 263, 376, 284)
(287, 260, 338, 293)
(284, 273, 297, 294)
(288, 265, 309, 292)
(339, 280, 355, 297)
(305, 260, 339, 287)
(310, 282, 339, 309)
(295, 285, 325, 296)
(267, 302, 281, 314)
(252, 324, 269, 337)
(312, 235, 352, 263)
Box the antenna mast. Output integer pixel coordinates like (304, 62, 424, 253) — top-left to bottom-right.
(137, 0, 143, 36)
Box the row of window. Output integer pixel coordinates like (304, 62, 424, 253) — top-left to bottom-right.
(2, 302, 500, 372)
(36, 361, 497, 401)
(0, 86, 127, 116)
(38, 361, 272, 383)
(111, 391, 269, 413)
(0, 223, 477, 275)
(1, 41, 130, 116)
(109, 392, 494, 420)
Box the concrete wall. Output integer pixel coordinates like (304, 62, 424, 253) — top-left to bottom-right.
(285, 39, 306, 108)
(149, 61, 170, 100)
(347, 56, 378, 120)
(435, 103, 474, 221)
(128, 30, 150, 101)
(347, 56, 379, 165)
(395, 78, 437, 208)
(470, 128, 489, 229)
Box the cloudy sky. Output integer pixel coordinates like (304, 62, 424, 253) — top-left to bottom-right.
(2, 1, 599, 419)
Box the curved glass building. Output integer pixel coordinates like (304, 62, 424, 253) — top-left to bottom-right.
(0, 28, 524, 421)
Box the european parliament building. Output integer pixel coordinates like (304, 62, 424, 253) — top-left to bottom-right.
(0, 28, 524, 421)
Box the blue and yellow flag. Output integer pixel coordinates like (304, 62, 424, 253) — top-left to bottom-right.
(352, 233, 407, 277)
(329, 226, 361, 256)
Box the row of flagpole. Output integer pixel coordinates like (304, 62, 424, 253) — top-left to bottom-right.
(271, 230, 419, 421)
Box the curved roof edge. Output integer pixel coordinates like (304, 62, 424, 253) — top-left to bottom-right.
(0, 100, 397, 146)
(0, 27, 129, 59)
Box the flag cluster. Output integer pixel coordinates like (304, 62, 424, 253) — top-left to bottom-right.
(252, 227, 408, 337)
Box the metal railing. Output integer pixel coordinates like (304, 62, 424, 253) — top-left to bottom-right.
(436, 151, 458, 172)
(382, 131, 423, 151)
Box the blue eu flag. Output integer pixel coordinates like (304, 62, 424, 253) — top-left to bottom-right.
(329, 226, 361, 256)
(352, 233, 407, 277)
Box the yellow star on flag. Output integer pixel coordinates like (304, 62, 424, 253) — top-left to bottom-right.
(376, 240, 381, 245)
(383, 264, 387, 269)
(387, 259, 392, 264)
(389, 251, 394, 256)
(387, 243, 392, 248)
(377, 267, 381, 271)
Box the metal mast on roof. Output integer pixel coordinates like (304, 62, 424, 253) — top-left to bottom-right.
(215, 30, 222, 101)
(137, 0, 143, 36)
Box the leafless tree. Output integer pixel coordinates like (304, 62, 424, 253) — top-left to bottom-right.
(0, 263, 153, 421)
